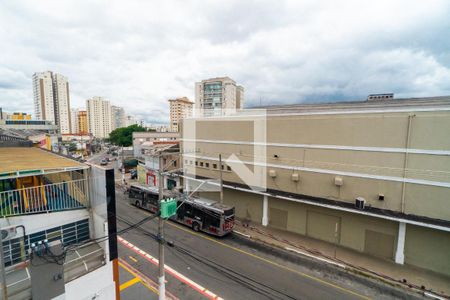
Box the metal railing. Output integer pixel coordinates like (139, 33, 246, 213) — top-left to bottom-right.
(0, 179, 89, 217)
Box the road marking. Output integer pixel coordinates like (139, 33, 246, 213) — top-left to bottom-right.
(129, 255, 138, 263)
(120, 277, 141, 291)
(118, 259, 159, 296)
(118, 236, 224, 300)
(166, 221, 371, 300)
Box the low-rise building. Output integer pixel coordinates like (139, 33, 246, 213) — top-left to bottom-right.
(182, 95, 450, 277)
(0, 145, 119, 299)
(132, 131, 180, 158)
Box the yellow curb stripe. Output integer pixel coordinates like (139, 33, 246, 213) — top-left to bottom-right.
(119, 261, 159, 295)
(119, 277, 140, 291)
(129, 255, 138, 263)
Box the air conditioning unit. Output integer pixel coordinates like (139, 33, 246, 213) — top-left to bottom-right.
(1, 226, 18, 241)
(269, 169, 277, 178)
(355, 197, 366, 210)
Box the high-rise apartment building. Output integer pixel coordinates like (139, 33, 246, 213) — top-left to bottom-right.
(169, 97, 193, 132)
(111, 105, 126, 130)
(32, 71, 72, 133)
(86, 97, 112, 138)
(125, 115, 139, 127)
(78, 110, 88, 134)
(70, 108, 79, 134)
(195, 77, 244, 115)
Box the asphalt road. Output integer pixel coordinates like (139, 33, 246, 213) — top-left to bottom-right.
(115, 189, 397, 300)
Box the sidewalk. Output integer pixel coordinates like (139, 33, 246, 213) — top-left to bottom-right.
(233, 220, 450, 299)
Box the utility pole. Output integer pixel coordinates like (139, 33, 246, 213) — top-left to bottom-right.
(158, 155, 165, 300)
(121, 146, 125, 184)
(219, 154, 223, 204)
(0, 230, 8, 300)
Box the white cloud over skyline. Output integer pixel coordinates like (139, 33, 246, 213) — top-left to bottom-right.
(1, 0, 450, 123)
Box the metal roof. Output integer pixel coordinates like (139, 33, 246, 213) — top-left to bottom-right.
(0, 147, 87, 178)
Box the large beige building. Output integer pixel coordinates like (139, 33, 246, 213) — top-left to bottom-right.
(182, 95, 450, 277)
(32, 71, 72, 134)
(169, 97, 193, 132)
(195, 77, 244, 116)
(86, 97, 112, 138)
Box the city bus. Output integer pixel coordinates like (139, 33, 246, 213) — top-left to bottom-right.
(128, 183, 235, 236)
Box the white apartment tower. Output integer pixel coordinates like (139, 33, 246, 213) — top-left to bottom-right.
(86, 97, 112, 138)
(169, 97, 194, 132)
(70, 108, 79, 134)
(195, 77, 244, 116)
(32, 71, 72, 134)
(111, 105, 126, 130)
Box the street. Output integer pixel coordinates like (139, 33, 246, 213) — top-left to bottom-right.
(115, 189, 401, 300)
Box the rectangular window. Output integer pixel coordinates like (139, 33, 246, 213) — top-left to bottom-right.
(200, 162, 204, 167)
(205, 163, 209, 168)
(213, 164, 217, 169)
(227, 166, 231, 171)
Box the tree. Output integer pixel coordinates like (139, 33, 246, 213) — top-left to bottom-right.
(108, 124, 149, 147)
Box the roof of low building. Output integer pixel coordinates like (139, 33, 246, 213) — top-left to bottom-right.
(0, 147, 87, 176)
(252, 95, 450, 114)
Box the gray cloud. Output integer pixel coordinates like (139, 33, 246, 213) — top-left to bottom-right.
(0, 0, 449, 122)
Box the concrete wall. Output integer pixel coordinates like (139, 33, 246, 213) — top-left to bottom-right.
(405, 224, 450, 276)
(212, 188, 449, 276)
(187, 110, 450, 222)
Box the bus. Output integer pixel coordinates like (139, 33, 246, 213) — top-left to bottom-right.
(128, 184, 235, 236)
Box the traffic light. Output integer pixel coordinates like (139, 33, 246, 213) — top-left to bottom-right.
(160, 198, 177, 218)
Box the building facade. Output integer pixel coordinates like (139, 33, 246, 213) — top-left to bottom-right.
(169, 97, 193, 132)
(182, 96, 450, 277)
(132, 131, 180, 158)
(111, 105, 126, 130)
(9, 112, 32, 120)
(78, 110, 88, 135)
(0, 146, 119, 299)
(70, 108, 79, 134)
(195, 77, 244, 116)
(86, 97, 112, 138)
(32, 71, 72, 134)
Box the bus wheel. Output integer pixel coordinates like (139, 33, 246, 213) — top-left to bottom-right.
(192, 222, 200, 232)
(135, 200, 140, 207)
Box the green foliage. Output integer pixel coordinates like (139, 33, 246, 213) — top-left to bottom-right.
(108, 124, 149, 146)
(67, 142, 77, 152)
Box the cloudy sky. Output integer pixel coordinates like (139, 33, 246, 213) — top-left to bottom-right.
(1, 0, 450, 123)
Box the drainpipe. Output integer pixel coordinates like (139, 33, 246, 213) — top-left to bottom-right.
(401, 114, 414, 213)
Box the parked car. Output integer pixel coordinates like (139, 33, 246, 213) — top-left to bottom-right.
(100, 159, 108, 166)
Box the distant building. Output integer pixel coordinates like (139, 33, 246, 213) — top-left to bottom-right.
(70, 108, 79, 134)
(111, 106, 126, 130)
(0, 108, 7, 120)
(78, 110, 88, 135)
(125, 115, 139, 127)
(86, 97, 112, 138)
(32, 71, 72, 134)
(195, 77, 244, 116)
(132, 131, 180, 158)
(169, 97, 193, 132)
(9, 112, 32, 120)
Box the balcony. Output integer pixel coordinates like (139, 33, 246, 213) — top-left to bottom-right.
(0, 179, 89, 217)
